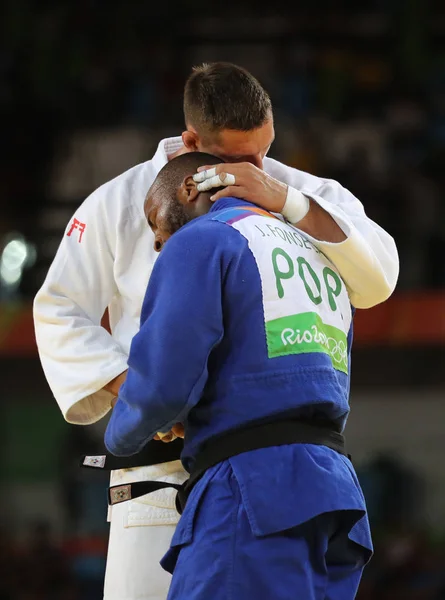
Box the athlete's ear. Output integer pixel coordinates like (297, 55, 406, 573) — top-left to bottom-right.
(182, 175, 200, 204)
(182, 130, 199, 152)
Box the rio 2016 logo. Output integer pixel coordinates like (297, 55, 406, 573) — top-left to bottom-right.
(281, 324, 347, 368)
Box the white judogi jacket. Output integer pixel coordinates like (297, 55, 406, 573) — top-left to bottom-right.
(33, 136, 399, 524)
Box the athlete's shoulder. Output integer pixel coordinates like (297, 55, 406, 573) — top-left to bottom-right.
(263, 156, 340, 192)
(177, 212, 247, 242)
(76, 137, 179, 221)
(96, 160, 155, 196)
(83, 160, 156, 220)
(164, 213, 248, 260)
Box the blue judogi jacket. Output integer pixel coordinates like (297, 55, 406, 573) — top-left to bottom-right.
(105, 197, 372, 551)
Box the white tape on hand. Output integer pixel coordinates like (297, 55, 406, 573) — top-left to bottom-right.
(193, 168, 217, 183)
(281, 186, 310, 224)
(197, 172, 236, 192)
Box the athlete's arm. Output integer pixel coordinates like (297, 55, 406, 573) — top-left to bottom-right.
(33, 188, 128, 425)
(193, 162, 399, 309)
(105, 224, 225, 457)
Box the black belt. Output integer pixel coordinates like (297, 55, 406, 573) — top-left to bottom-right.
(80, 437, 184, 470)
(105, 419, 348, 515)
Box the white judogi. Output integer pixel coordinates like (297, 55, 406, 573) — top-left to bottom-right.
(33, 137, 399, 600)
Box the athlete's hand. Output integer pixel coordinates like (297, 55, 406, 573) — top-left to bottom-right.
(154, 423, 185, 442)
(171, 423, 185, 438)
(154, 431, 177, 443)
(193, 163, 287, 212)
(105, 370, 128, 398)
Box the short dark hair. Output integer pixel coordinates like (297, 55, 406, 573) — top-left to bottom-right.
(184, 62, 272, 133)
(148, 152, 224, 233)
(152, 151, 223, 198)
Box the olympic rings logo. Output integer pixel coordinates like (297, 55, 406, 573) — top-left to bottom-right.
(281, 325, 348, 368)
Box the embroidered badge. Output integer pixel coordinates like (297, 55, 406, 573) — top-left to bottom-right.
(67, 218, 86, 242)
(83, 455, 106, 468)
(109, 485, 132, 505)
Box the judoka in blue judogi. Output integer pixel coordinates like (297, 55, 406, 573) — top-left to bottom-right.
(105, 152, 373, 600)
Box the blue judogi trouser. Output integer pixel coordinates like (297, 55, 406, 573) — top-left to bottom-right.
(162, 461, 372, 600)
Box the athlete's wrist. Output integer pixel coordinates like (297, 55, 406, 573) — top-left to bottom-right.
(281, 186, 310, 224)
(104, 370, 128, 397)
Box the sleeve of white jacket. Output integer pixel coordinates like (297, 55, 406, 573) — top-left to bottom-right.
(289, 178, 399, 309)
(33, 189, 129, 425)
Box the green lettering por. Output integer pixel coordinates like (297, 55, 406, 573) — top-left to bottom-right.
(323, 267, 342, 311)
(272, 248, 294, 298)
(297, 257, 322, 305)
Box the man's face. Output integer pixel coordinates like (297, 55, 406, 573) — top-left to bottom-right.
(184, 118, 275, 169)
(145, 176, 209, 252)
(145, 192, 186, 253)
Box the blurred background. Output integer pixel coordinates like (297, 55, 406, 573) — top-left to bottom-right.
(1, 0, 444, 598)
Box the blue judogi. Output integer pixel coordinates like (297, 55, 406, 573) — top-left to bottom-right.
(105, 197, 373, 600)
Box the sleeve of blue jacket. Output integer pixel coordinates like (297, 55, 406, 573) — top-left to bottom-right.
(104, 222, 225, 457)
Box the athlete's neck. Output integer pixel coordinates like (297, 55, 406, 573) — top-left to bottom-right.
(168, 146, 189, 161)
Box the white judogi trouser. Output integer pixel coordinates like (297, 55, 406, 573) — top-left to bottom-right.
(103, 460, 187, 600)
